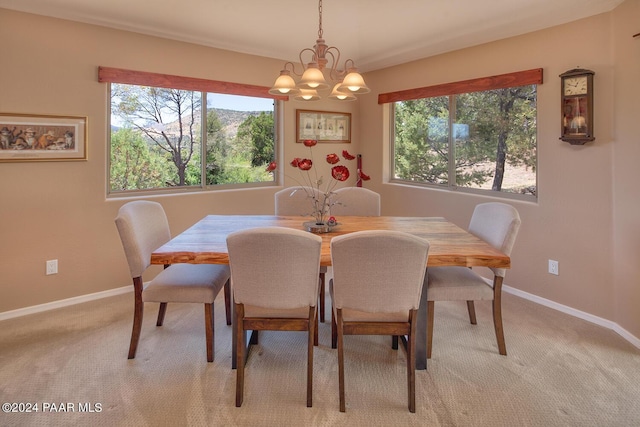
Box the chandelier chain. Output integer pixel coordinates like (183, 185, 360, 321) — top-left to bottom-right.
(318, 0, 323, 39)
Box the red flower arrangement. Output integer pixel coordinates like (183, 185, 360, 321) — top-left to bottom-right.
(266, 140, 368, 225)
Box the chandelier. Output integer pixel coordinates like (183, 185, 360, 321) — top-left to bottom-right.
(269, 0, 370, 101)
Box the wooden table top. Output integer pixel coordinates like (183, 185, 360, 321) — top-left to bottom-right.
(151, 215, 510, 269)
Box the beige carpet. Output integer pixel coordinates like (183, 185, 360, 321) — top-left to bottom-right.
(1, 289, 639, 427)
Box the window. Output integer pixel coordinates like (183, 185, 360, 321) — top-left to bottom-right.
(381, 69, 542, 199)
(100, 67, 284, 195)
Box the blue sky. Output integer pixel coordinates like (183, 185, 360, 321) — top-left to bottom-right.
(207, 93, 274, 111)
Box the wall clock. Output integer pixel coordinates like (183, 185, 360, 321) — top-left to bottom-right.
(560, 68, 595, 145)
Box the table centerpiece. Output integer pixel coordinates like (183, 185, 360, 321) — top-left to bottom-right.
(266, 139, 369, 233)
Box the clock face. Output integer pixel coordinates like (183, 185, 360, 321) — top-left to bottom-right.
(564, 76, 588, 96)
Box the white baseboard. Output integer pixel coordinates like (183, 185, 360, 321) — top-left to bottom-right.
(0, 286, 132, 322)
(2, 283, 639, 351)
(503, 285, 640, 350)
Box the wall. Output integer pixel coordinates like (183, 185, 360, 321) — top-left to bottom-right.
(612, 0, 640, 340)
(0, 9, 359, 312)
(1, 4, 638, 341)
(360, 10, 638, 339)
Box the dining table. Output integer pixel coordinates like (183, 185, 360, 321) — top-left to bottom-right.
(150, 215, 511, 370)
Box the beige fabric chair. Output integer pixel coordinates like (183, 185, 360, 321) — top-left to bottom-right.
(427, 202, 521, 358)
(330, 230, 429, 413)
(325, 186, 381, 323)
(275, 186, 330, 323)
(330, 187, 381, 217)
(115, 200, 231, 363)
(274, 186, 323, 217)
(227, 227, 322, 407)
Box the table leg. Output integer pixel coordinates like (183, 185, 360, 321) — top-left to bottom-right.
(416, 268, 429, 370)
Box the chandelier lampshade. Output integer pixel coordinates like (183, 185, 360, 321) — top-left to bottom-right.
(269, 0, 369, 101)
(268, 68, 300, 95)
(328, 83, 356, 101)
(340, 69, 370, 94)
(298, 63, 329, 90)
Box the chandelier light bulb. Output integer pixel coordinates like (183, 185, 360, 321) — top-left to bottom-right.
(294, 89, 320, 101)
(329, 83, 356, 101)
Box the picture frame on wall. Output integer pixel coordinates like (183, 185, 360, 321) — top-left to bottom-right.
(296, 109, 351, 143)
(0, 113, 88, 162)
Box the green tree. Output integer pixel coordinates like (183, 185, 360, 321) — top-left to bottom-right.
(456, 86, 536, 190)
(236, 112, 275, 167)
(394, 97, 454, 184)
(394, 85, 536, 192)
(110, 128, 172, 190)
(205, 109, 228, 185)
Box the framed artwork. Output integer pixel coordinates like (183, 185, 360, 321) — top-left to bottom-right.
(296, 109, 351, 143)
(0, 113, 88, 162)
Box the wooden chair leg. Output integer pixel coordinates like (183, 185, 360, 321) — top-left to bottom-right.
(314, 308, 319, 347)
(156, 302, 167, 326)
(331, 309, 337, 349)
(235, 303, 245, 407)
(128, 277, 144, 359)
(337, 309, 346, 412)
(467, 300, 477, 325)
(408, 310, 417, 413)
(205, 303, 214, 362)
(319, 272, 326, 323)
(427, 300, 434, 359)
(307, 306, 316, 407)
(224, 279, 232, 326)
(492, 276, 507, 355)
(392, 335, 399, 350)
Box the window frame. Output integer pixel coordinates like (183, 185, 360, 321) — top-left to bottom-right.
(380, 69, 542, 201)
(100, 67, 286, 196)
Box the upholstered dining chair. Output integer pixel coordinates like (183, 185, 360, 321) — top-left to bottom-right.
(226, 227, 322, 408)
(275, 186, 330, 323)
(115, 200, 231, 363)
(325, 186, 381, 324)
(274, 186, 323, 217)
(330, 230, 430, 413)
(426, 202, 521, 358)
(329, 186, 381, 217)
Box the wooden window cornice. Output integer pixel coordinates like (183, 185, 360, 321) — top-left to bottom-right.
(98, 66, 288, 101)
(378, 68, 543, 104)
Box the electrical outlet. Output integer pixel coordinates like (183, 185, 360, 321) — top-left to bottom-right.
(46, 259, 58, 275)
(548, 259, 559, 276)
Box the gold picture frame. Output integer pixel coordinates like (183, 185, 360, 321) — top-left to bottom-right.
(296, 109, 351, 143)
(0, 113, 88, 162)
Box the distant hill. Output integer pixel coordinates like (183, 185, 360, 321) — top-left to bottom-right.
(211, 108, 266, 139)
(111, 108, 268, 140)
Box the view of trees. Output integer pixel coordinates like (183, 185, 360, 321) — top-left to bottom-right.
(110, 82, 536, 196)
(207, 111, 275, 185)
(109, 84, 274, 192)
(394, 85, 537, 195)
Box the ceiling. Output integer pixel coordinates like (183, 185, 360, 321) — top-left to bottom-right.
(1, 0, 623, 72)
